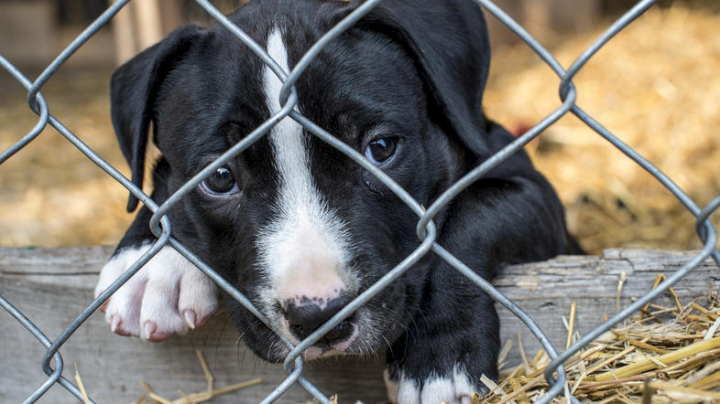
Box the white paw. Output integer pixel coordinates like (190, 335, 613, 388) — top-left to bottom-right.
(391, 366, 481, 404)
(94, 243, 218, 341)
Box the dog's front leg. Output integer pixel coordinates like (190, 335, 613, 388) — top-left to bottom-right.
(384, 280, 498, 404)
(383, 168, 574, 404)
(94, 158, 218, 341)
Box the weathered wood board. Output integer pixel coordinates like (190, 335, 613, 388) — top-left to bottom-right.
(1, 247, 718, 404)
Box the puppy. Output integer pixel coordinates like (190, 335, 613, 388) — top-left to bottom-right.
(95, 0, 581, 402)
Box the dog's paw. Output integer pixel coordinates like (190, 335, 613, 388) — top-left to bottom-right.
(94, 243, 218, 341)
(386, 366, 486, 404)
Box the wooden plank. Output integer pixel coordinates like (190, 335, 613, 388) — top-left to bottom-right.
(132, 0, 163, 50)
(1, 247, 718, 404)
(110, 0, 136, 66)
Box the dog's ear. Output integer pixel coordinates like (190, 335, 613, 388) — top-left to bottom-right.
(111, 24, 204, 212)
(361, 0, 492, 157)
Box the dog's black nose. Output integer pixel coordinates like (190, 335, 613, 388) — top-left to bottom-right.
(284, 294, 354, 342)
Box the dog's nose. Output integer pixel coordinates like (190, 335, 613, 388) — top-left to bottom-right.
(284, 294, 354, 342)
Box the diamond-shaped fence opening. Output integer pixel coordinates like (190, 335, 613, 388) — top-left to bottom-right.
(1, 1, 719, 404)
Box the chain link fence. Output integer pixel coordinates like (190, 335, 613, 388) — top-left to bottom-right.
(1, 0, 719, 403)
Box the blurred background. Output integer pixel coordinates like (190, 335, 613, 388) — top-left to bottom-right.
(0, 0, 718, 254)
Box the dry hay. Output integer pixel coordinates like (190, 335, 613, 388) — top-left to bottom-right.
(484, 5, 720, 254)
(478, 281, 720, 404)
(1, 5, 719, 253)
(0, 68, 133, 246)
(74, 350, 262, 404)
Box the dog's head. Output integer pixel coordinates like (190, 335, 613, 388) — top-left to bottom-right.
(110, 0, 493, 361)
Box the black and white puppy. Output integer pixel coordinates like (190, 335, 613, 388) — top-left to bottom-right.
(95, 0, 580, 402)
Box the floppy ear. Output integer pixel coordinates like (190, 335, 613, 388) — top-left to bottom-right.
(360, 0, 492, 157)
(111, 24, 204, 212)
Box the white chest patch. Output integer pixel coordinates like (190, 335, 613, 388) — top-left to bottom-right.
(257, 28, 355, 308)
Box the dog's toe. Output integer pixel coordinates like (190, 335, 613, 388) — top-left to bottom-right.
(140, 265, 185, 340)
(95, 247, 148, 337)
(419, 370, 478, 404)
(95, 243, 217, 340)
(178, 266, 218, 329)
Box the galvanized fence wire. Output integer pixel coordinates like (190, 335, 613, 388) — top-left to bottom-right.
(1, 0, 719, 403)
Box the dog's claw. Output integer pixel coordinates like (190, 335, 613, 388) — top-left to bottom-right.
(142, 321, 174, 342)
(183, 310, 196, 330)
(143, 321, 156, 340)
(109, 314, 132, 337)
(109, 314, 120, 333)
(99, 299, 108, 313)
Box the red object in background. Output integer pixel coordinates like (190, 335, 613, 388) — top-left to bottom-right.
(511, 122, 534, 138)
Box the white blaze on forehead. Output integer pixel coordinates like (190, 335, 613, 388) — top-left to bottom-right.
(258, 28, 354, 303)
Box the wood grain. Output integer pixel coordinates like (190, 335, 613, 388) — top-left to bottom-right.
(1, 247, 717, 403)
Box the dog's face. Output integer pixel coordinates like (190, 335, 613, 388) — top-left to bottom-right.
(110, 0, 492, 362)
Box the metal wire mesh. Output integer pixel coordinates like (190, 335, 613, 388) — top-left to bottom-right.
(1, 0, 719, 403)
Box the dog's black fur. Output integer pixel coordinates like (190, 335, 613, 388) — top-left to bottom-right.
(101, 0, 581, 401)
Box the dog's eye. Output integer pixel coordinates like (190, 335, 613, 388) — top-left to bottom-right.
(201, 166, 240, 195)
(365, 137, 398, 165)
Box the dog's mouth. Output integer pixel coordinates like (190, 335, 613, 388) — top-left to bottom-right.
(279, 315, 361, 361)
(253, 290, 405, 362)
(299, 322, 361, 360)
